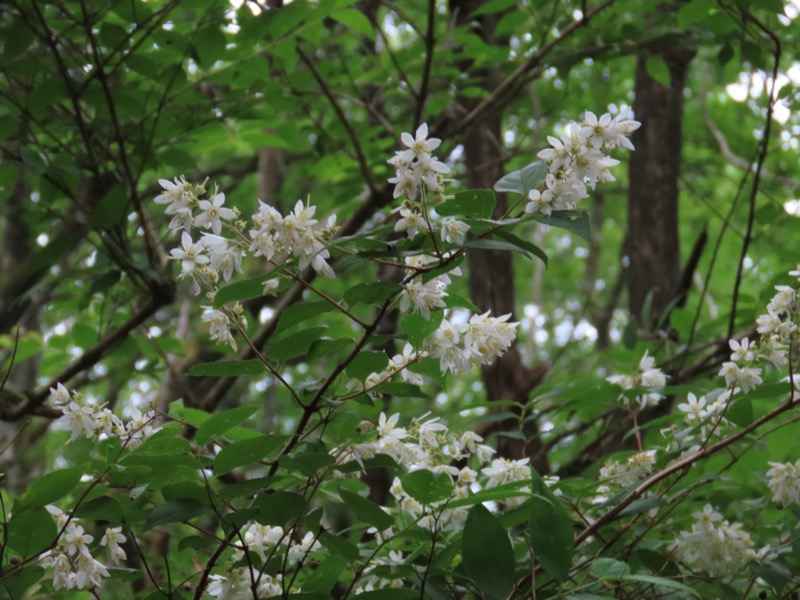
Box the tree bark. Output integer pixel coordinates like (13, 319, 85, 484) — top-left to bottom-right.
(626, 40, 693, 328)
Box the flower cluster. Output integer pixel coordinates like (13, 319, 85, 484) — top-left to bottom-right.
(675, 390, 731, 440)
(674, 504, 760, 576)
(157, 179, 337, 293)
(398, 254, 458, 320)
(755, 280, 799, 367)
(389, 123, 450, 203)
(606, 351, 668, 411)
(526, 111, 639, 216)
(718, 337, 763, 393)
(388, 124, 470, 246)
(334, 412, 550, 535)
(49, 383, 158, 448)
(207, 568, 282, 599)
(765, 460, 800, 508)
(593, 450, 656, 503)
(41, 506, 125, 591)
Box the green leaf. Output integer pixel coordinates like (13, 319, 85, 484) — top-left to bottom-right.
(196, 406, 261, 446)
(92, 185, 129, 226)
(437, 189, 496, 219)
(677, 0, 710, 27)
(213, 275, 270, 308)
(529, 471, 574, 583)
(340, 488, 394, 531)
(188, 359, 266, 377)
(345, 350, 389, 380)
(494, 229, 548, 265)
(465, 237, 531, 257)
(591, 557, 630, 580)
(461, 505, 514, 600)
(7, 508, 56, 556)
(279, 453, 336, 476)
(330, 8, 375, 39)
(143, 499, 209, 531)
(253, 491, 307, 525)
(494, 161, 547, 195)
(319, 531, 359, 562)
(0, 566, 45, 599)
(343, 282, 402, 307)
(620, 574, 700, 597)
(645, 57, 671, 87)
(354, 592, 418, 600)
(444, 292, 480, 312)
(75, 496, 123, 523)
(302, 555, 347, 593)
(214, 434, 288, 475)
(266, 326, 327, 362)
(537, 210, 593, 242)
(401, 469, 454, 505)
(749, 561, 792, 596)
(726, 397, 753, 427)
(274, 301, 338, 335)
(21, 466, 84, 508)
(400, 310, 444, 348)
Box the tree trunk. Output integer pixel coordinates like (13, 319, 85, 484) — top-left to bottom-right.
(626, 41, 693, 328)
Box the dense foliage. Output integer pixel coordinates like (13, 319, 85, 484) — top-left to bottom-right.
(2, 0, 800, 598)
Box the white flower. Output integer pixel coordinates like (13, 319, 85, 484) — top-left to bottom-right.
(202, 308, 237, 350)
(378, 412, 407, 442)
(100, 527, 127, 564)
(677, 392, 707, 424)
(64, 525, 93, 559)
(170, 232, 209, 277)
(195, 190, 236, 235)
(263, 278, 281, 296)
(766, 460, 800, 507)
(440, 217, 469, 245)
(395, 207, 424, 237)
(674, 505, 757, 576)
(50, 383, 71, 405)
(400, 123, 442, 161)
(399, 281, 446, 320)
(729, 337, 756, 363)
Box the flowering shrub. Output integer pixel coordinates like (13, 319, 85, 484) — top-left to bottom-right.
(4, 110, 800, 600)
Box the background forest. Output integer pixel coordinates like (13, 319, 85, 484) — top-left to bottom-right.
(1, 0, 800, 598)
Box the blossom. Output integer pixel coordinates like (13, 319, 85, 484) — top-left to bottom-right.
(606, 350, 668, 411)
(100, 527, 127, 564)
(674, 504, 757, 576)
(439, 217, 469, 245)
(195, 190, 236, 235)
(766, 460, 800, 507)
(677, 392, 707, 425)
(170, 232, 209, 277)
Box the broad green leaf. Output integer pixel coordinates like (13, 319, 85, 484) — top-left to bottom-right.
(214, 434, 288, 475)
(494, 229, 548, 265)
(340, 488, 394, 531)
(7, 509, 56, 556)
(308, 337, 355, 360)
(302, 555, 348, 594)
(645, 57, 671, 87)
(437, 189, 496, 219)
(537, 211, 593, 243)
(75, 496, 123, 523)
(354, 591, 418, 600)
(465, 237, 531, 257)
(319, 531, 358, 562)
(494, 161, 547, 195)
(444, 292, 480, 312)
(143, 499, 209, 531)
(374, 381, 429, 399)
(0, 566, 45, 599)
(400, 310, 444, 348)
(274, 301, 338, 335)
(591, 557, 630, 580)
(330, 8, 375, 39)
(529, 470, 574, 582)
(461, 505, 514, 600)
(345, 350, 389, 380)
(213, 275, 271, 308)
(92, 185, 128, 226)
(266, 326, 327, 362)
(21, 466, 84, 508)
(749, 561, 792, 596)
(726, 397, 753, 427)
(401, 469, 453, 505)
(196, 406, 260, 446)
(279, 453, 336, 476)
(343, 282, 402, 307)
(621, 574, 700, 598)
(253, 491, 307, 525)
(188, 359, 266, 377)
